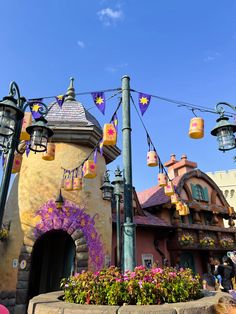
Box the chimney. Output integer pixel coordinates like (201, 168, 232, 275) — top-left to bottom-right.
(164, 154, 197, 179)
(164, 154, 179, 179)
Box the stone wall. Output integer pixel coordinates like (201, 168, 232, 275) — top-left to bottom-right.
(28, 290, 233, 314)
(0, 290, 16, 314)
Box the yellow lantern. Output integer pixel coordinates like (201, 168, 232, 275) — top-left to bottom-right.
(102, 123, 117, 146)
(176, 201, 183, 211)
(42, 143, 56, 161)
(83, 160, 97, 179)
(20, 112, 32, 141)
(158, 173, 167, 187)
(73, 177, 82, 191)
(171, 193, 179, 204)
(147, 150, 158, 167)
(164, 181, 175, 196)
(11, 154, 23, 173)
(64, 173, 73, 191)
(189, 117, 204, 139)
(183, 203, 190, 215)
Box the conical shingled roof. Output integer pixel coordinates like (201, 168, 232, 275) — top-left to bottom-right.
(46, 77, 101, 129)
(46, 100, 101, 129)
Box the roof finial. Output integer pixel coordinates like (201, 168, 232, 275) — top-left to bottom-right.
(65, 77, 76, 101)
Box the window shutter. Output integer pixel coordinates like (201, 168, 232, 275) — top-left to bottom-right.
(203, 187, 209, 202)
(191, 184, 198, 199)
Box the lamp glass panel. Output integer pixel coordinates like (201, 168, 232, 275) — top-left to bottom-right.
(103, 188, 113, 200)
(217, 127, 236, 151)
(0, 107, 17, 136)
(30, 128, 48, 152)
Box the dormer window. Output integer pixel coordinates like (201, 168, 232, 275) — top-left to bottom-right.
(191, 184, 209, 202)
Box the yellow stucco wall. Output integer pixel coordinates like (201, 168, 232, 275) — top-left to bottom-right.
(0, 142, 112, 290)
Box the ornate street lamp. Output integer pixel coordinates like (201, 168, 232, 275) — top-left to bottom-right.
(55, 189, 64, 209)
(0, 81, 54, 227)
(211, 102, 236, 152)
(26, 117, 54, 152)
(100, 172, 114, 201)
(101, 167, 124, 268)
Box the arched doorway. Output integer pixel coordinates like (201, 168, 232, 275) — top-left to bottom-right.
(28, 229, 76, 300)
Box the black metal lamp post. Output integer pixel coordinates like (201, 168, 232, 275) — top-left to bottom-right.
(101, 167, 124, 268)
(0, 81, 53, 228)
(211, 102, 236, 152)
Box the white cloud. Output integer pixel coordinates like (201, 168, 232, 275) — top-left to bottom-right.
(204, 52, 221, 62)
(97, 7, 123, 26)
(77, 40, 85, 48)
(105, 62, 128, 73)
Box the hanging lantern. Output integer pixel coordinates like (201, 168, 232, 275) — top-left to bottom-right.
(211, 116, 236, 152)
(42, 143, 56, 161)
(158, 173, 167, 187)
(83, 160, 97, 179)
(171, 193, 179, 204)
(164, 181, 175, 196)
(189, 117, 204, 139)
(102, 123, 117, 146)
(20, 112, 32, 141)
(11, 153, 23, 173)
(64, 173, 73, 191)
(183, 203, 190, 215)
(147, 150, 158, 167)
(73, 177, 83, 191)
(176, 201, 183, 212)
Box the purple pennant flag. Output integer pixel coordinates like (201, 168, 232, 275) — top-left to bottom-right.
(29, 99, 44, 119)
(55, 95, 65, 108)
(138, 93, 151, 115)
(25, 141, 30, 157)
(91, 92, 106, 115)
(93, 147, 98, 164)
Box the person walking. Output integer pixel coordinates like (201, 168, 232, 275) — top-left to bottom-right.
(215, 256, 235, 292)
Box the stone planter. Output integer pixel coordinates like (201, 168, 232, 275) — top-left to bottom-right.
(28, 290, 232, 314)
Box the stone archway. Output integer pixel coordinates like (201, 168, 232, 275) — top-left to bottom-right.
(14, 199, 105, 314)
(14, 227, 89, 314)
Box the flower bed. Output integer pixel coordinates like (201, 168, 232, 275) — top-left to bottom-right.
(61, 266, 201, 305)
(199, 236, 215, 248)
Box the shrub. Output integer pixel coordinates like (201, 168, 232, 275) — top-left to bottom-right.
(61, 266, 201, 305)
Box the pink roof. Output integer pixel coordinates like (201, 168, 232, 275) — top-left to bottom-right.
(137, 175, 183, 209)
(112, 210, 171, 227)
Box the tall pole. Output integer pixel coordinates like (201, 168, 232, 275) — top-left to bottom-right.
(0, 107, 22, 227)
(122, 75, 136, 272)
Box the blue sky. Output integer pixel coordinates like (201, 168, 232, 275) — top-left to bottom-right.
(0, 0, 236, 192)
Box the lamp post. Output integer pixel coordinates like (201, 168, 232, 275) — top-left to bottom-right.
(101, 167, 123, 268)
(211, 102, 236, 152)
(0, 81, 53, 227)
(122, 75, 136, 272)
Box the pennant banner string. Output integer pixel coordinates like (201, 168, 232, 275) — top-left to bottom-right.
(28, 88, 121, 102)
(132, 90, 234, 118)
